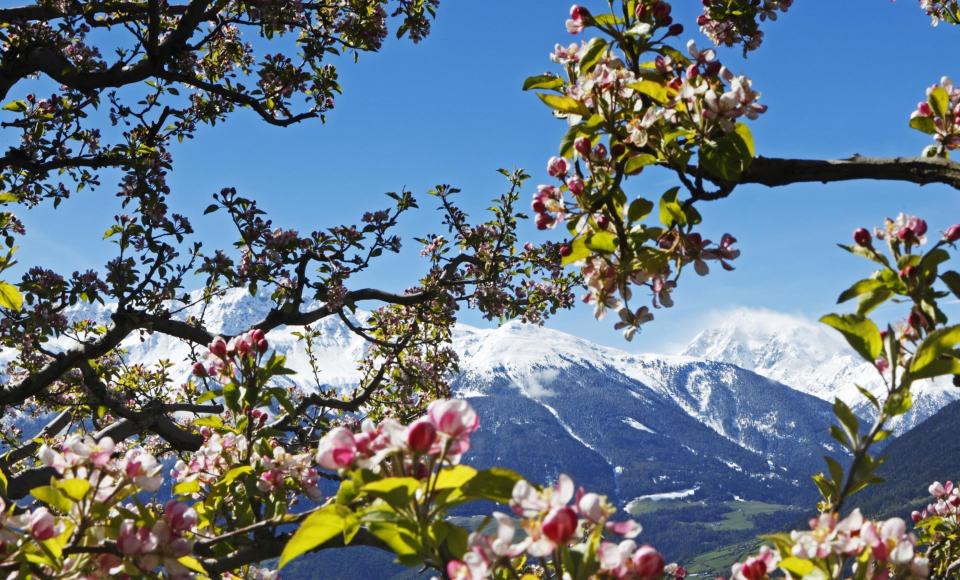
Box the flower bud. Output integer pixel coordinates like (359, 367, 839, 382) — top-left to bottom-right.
(406, 419, 437, 454)
(574, 136, 592, 157)
(853, 228, 871, 246)
(192, 362, 207, 377)
(559, 244, 573, 257)
(256, 338, 269, 353)
(632, 545, 665, 578)
(541, 506, 578, 545)
(547, 156, 569, 178)
(667, 23, 684, 36)
(209, 337, 227, 357)
(945, 224, 960, 243)
(567, 176, 585, 196)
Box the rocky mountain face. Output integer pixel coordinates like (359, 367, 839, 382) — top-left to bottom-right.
(680, 307, 960, 434)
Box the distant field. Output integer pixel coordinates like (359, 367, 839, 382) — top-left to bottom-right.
(624, 498, 805, 574)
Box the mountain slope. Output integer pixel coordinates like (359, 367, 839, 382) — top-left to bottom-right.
(681, 307, 960, 433)
(854, 399, 960, 519)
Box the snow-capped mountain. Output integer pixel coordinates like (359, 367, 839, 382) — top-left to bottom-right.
(680, 308, 960, 434)
(39, 290, 843, 507)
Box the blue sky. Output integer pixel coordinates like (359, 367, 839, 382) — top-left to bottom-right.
(12, 0, 960, 352)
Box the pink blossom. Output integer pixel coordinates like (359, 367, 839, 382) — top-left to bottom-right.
(29, 508, 57, 541)
(316, 427, 358, 470)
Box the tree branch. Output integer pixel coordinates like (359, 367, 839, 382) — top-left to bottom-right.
(689, 155, 960, 194)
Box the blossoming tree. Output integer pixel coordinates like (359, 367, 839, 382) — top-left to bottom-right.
(2, 0, 960, 578)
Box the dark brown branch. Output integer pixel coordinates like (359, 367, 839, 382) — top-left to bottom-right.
(0, 410, 71, 469)
(687, 155, 960, 195)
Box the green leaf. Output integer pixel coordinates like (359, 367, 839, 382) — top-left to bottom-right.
(930, 86, 950, 118)
(0, 282, 23, 312)
(461, 468, 523, 503)
(578, 38, 608, 75)
(55, 479, 91, 501)
(910, 356, 960, 380)
(1, 100, 28, 113)
(31, 486, 73, 513)
(220, 465, 253, 486)
(884, 391, 913, 417)
(658, 187, 685, 228)
(627, 198, 654, 223)
(837, 279, 883, 304)
(361, 477, 421, 505)
(819, 314, 883, 362)
(700, 124, 755, 181)
(624, 153, 656, 175)
(433, 465, 477, 490)
(856, 287, 892, 316)
(173, 479, 201, 496)
(909, 116, 938, 135)
(367, 522, 422, 565)
(941, 271, 960, 299)
(629, 80, 669, 104)
(585, 231, 617, 254)
(911, 325, 960, 376)
(778, 557, 816, 576)
(537, 94, 588, 116)
(522, 74, 564, 91)
(562, 237, 591, 266)
(279, 506, 346, 569)
(177, 556, 207, 574)
(833, 398, 860, 447)
(0, 468, 6, 496)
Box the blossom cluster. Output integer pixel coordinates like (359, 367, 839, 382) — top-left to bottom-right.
(910, 76, 960, 157)
(39, 435, 163, 498)
(698, 0, 793, 52)
(913, 480, 960, 523)
(115, 501, 198, 578)
(316, 398, 480, 472)
(192, 328, 269, 378)
(447, 473, 681, 579)
(729, 509, 929, 579)
(919, 0, 960, 25)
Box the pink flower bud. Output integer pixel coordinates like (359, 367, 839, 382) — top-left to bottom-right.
(559, 244, 573, 257)
(192, 362, 207, 377)
(208, 337, 227, 357)
(250, 328, 266, 342)
(406, 419, 437, 454)
(256, 338, 269, 353)
(164, 501, 198, 533)
(632, 545, 665, 579)
(918, 102, 933, 116)
(574, 137, 592, 156)
(547, 156, 569, 178)
(29, 508, 57, 541)
(567, 176, 585, 196)
(667, 23, 684, 36)
(945, 224, 960, 243)
(541, 506, 578, 545)
(853, 227, 872, 247)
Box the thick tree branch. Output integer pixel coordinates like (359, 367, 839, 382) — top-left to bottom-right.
(690, 155, 960, 194)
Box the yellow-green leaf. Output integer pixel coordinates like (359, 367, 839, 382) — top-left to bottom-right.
(629, 80, 670, 104)
(55, 479, 91, 501)
(0, 282, 23, 312)
(177, 556, 207, 574)
(279, 506, 346, 569)
(537, 93, 588, 116)
(433, 465, 477, 490)
(911, 325, 960, 376)
(820, 313, 882, 362)
(624, 153, 656, 175)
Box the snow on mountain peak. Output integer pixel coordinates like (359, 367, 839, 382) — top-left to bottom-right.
(679, 307, 960, 432)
